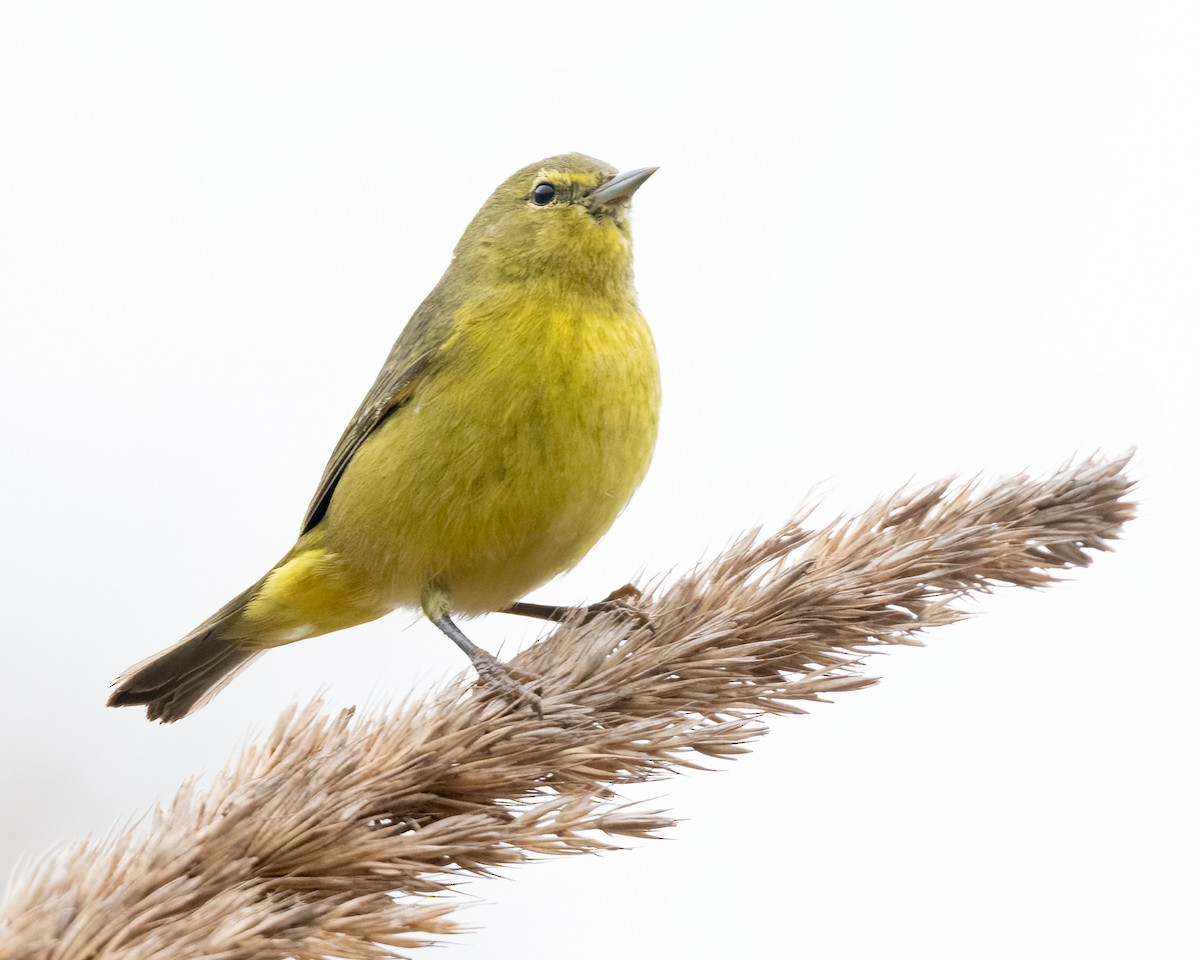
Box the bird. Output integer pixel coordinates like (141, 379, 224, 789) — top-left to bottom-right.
(108, 153, 661, 722)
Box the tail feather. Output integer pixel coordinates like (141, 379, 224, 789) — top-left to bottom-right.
(107, 635, 261, 722)
(108, 582, 264, 723)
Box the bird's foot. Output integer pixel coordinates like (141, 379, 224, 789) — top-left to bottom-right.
(582, 583, 652, 629)
(504, 583, 652, 630)
(469, 648, 543, 716)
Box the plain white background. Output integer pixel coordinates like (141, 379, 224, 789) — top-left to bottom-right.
(1, 2, 1197, 957)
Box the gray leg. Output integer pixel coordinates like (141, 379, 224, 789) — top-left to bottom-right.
(504, 601, 572, 623)
(430, 613, 543, 714)
(502, 583, 646, 626)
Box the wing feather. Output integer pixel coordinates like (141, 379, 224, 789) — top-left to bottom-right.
(299, 287, 460, 534)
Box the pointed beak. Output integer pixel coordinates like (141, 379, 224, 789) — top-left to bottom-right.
(590, 166, 658, 205)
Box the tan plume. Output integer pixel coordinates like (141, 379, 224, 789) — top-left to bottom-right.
(0, 455, 1135, 959)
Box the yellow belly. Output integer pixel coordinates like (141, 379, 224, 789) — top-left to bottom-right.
(284, 296, 660, 626)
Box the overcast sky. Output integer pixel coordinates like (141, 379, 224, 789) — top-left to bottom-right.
(1, 2, 1197, 958)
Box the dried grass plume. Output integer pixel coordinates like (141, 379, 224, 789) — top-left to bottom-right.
(0, 455, 1136, 960)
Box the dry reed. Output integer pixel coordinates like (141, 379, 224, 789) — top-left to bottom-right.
(0, 455, 1135, 960)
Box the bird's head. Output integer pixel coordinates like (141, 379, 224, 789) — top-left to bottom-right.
(453, 153, 656, 295)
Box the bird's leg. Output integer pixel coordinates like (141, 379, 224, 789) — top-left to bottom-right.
(504, 583, 648, 626)
(423, 584, 542, 713)
(503, 601, 573, 623)
(431, 614, 544, 712)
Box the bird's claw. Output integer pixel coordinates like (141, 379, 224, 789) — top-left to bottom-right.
(581, 583, 653, 630)
(470, 651, 544, 716)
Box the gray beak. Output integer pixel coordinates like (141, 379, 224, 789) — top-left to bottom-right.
(590, 166, 658, 205)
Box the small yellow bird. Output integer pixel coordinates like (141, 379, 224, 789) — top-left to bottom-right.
(109, 153, 660, 722)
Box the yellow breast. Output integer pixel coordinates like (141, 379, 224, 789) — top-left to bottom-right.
(322, 291, 660, 615)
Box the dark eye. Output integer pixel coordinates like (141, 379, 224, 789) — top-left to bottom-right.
(531, 182, 556, 205)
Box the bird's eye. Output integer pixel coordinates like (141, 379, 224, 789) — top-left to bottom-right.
(531, 182, 556, 205)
